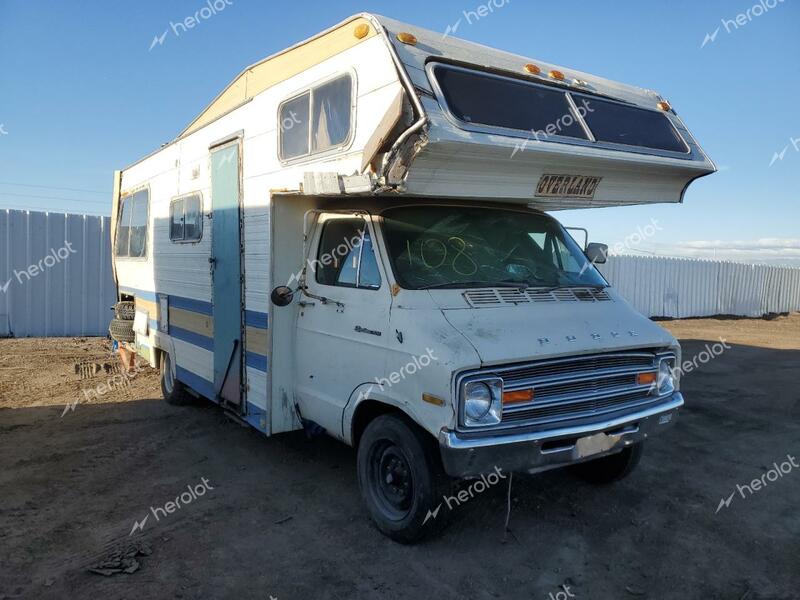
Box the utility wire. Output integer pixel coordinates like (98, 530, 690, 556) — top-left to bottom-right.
(0, 181, 108, 195)
(0, 192, 109, 205)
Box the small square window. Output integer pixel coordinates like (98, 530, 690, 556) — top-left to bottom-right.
(170, 194, 203, 243)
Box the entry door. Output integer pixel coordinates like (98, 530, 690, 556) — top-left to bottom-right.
(294, 214, 391, 435)
(210, 141, 243, 409)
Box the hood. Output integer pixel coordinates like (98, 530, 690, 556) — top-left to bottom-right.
(436, 289, 675, 366)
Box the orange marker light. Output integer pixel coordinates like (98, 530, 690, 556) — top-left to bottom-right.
(637, 372, 657, 386)
(396, 32, 418, 45)
(657, 100, 672, 112)
(549, 70, 566, 81)
(524, 63, 541, 75)
(503, 389, 534, 405)
(354, 24, 370, 39)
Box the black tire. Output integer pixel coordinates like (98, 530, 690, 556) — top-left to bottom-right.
(109, 318, 135, 343)
(114, 301, 136, 321)
(357, 413, 451, 544)
(160, 351, 193, 405)
(570, 442, 644, 484)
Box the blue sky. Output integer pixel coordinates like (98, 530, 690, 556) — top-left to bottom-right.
(0, 0, 798, 263)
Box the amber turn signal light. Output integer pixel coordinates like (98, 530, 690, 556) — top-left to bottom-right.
(524, 63, 541, 75)
(354, 24, 370, 39)
(549, 70, 566, 81)
(503, 389, 534, 405)
(657, 100, 672, 112)
(396, 32, 418, 45)
(637, 372, 657, 386)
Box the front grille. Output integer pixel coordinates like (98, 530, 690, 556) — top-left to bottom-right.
(489, 351, 668, 428)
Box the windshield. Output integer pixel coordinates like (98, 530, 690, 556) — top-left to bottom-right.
(380, 206, 607, 290)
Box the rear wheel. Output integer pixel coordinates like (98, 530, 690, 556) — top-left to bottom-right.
(571, 442, 644, 484)
(160, 351, 193, 405)
(357, 414, 451, 544)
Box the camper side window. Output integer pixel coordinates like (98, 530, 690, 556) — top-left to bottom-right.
(279, 73, 353, 161)
(115, 189, 149, 258)
(315, 219, 381, 290)
(170, 194, 203, 243)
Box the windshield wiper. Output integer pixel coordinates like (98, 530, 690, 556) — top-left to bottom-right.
(531, 284, 608, 293)
(420, 280, 529, 291)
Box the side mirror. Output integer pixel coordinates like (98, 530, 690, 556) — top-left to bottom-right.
(585, 243, 608, 265)
(270, 286, 295, 307)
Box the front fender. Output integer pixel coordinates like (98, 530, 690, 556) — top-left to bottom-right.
(341, 381, 455, 446)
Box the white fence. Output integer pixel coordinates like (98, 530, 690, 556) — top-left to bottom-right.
(2, 208, 799, 336)
(0, 209, 115, 337)
(600, 255, 800, 318)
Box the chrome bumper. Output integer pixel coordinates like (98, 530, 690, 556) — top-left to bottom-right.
(438, 393, 683, 478)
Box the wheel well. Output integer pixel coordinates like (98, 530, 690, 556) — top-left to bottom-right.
(351, 400, 403, 448)
(154, 347, 166, 369)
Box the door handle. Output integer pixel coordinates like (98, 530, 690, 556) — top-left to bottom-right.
(298, 301, 316, 307)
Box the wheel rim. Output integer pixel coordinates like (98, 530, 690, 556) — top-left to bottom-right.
(163, 354, 175, 394)
(367, 441, 414, 522)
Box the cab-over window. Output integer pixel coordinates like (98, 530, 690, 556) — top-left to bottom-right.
(279, 73, 353, 161)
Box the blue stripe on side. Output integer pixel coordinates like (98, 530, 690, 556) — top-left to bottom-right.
(244, 310, 269, 329)
(169, 295, 213, 316)
(121, 287, 157, 302)
(243, 402, 268, 433)
(176, 366, 216, 401)
(170, 326, 214, 352)
(245, 352, 268, 372)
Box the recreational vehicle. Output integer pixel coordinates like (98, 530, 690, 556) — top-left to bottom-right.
(110, 13, 716, 542)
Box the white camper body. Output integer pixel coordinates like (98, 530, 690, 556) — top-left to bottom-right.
(112, 14, 714, 541)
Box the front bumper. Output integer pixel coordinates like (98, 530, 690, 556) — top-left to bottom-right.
(438, 393, 683, 478)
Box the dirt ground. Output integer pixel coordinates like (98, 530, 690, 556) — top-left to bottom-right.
(1, 315, 799, 599)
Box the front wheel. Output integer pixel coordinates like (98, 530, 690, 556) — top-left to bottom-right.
(357, 414, 451, 544)
(570, 442, 644, 484)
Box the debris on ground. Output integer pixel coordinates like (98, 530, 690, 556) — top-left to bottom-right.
(88, 541, 152, 577)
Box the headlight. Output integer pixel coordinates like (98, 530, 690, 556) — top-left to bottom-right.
(657, 357, 676, 395)
(462, 378, 503, 427)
